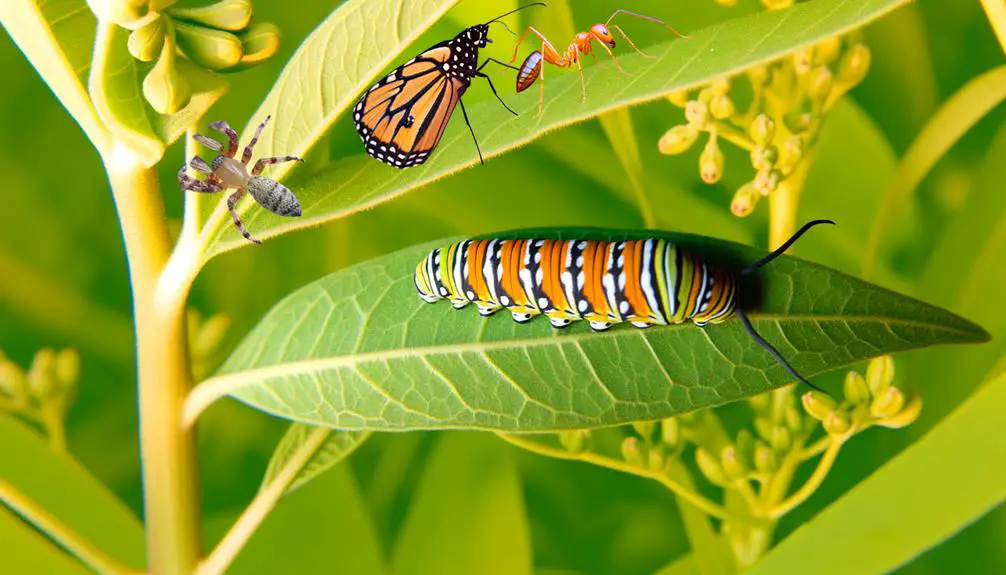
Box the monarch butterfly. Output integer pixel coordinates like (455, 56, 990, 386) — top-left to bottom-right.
(414, 220, 835, 392)
(353, 3, 546, 169)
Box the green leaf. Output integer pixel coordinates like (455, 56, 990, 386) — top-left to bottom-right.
(89, 22, 164, 165)
(861, 64, 1006, 278)
(185, 228, 988, 431)
(203, 0, 912, 257)
(745, 367, 1006, 575)
(390, 433, 532, 575)
(198, 0, 461, 243)
(261, 423, 369, 496)
(205, 464, 387, 575)
(0, 0, 108, 152)
(0, 506, 90, 575)
(0, 415, 146, 570)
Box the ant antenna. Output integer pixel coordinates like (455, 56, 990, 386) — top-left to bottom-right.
(736, 218, 836, 393)
(486, 2, 546, 25)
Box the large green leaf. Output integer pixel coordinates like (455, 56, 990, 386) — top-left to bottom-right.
(745, 366, 1006, 575)
(0, 415, 146, 571)
(184, 228, 988, 430)
(390, 433, 532, 575)
(204, 464, 387, 575)
(0, 0, 107, 152)
(202, 0, 912, 257)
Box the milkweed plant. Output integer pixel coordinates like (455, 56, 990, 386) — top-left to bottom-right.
(1, 0, 1000, 574)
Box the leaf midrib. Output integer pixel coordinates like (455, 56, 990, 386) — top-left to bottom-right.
(185, 312, 977, 423)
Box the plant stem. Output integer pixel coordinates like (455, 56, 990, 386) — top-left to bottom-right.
(496, 432, 728, 520)
(197, 426, 333, 575)
(0, 476, 140, 575)
(769, 438, 844, 519)
(105, 144, 201, 575)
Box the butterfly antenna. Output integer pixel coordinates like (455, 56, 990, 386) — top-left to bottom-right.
(486, 2, 547, 25)
(736, 309, 825, 393)
(741, 219, 836, 276)
(493, 19, 518, 36)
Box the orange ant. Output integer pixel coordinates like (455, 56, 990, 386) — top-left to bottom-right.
(511, 9, 686, 114)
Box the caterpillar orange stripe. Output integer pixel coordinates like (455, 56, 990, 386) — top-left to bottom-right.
(415, 220, 836, 392)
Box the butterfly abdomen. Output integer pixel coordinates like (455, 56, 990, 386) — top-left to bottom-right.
(415, 238, 738, 331)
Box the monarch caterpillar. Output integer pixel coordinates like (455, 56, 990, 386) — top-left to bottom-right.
(352, 3, 545, 169)
(414, 220, 835, 391)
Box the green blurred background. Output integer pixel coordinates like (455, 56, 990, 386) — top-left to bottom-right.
(2, 0, 1005, 573)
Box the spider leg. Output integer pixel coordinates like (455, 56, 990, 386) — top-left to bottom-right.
(193, 134, 223, 152)
(178, 164, 223, 193)
(188, 155, 213, 174)
(613, 24, 655, 59)
(209, 120, 239, 157)
(251, 156, 304, 176)
(226, 188, 261, 244)
(242, 115, 272, 164)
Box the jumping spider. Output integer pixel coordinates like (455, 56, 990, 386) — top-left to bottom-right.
(178, 115, 304, 244)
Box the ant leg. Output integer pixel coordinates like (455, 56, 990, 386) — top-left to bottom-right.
(178, 164, 222, 193)
(597, 41, 632, 76)
(613, 24, 655, 59)
(209, 120, 240, 158)
(538, 58, 545, 115)
(226, 188, 261, 244)
(605, 8, 688, 38)
(242, 115, 272, 164)
(575, 56, 587, 104)
(252, 156, 304, 176)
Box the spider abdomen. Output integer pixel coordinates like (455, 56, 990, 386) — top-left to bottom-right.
(247, 176, 302, 217)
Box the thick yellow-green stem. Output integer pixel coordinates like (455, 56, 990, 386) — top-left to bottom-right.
(105, 144, 201, 575)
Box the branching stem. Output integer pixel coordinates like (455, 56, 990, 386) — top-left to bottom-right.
(0, 476, 140, 575)
(105, 144, 202, 575)
(495, 432, 728, 520)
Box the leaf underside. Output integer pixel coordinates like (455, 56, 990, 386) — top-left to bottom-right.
(194, 228, 989, 432)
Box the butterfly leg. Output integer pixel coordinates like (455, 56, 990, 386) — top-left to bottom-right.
(458, 98, 484, 166)
(209, 120, 240, 157)
(251, 156, 304, 176)
(242, 115, 272, 164)
(476, 59, 519, 117)
(226, 188, 261, 244)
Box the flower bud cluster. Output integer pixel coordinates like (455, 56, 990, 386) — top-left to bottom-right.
(659, 32, 872, 217)
(89, 0, 281, 114)
(0, 347, 80, 448)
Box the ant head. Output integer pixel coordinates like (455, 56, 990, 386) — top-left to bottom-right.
(590, 23, 615, 47)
